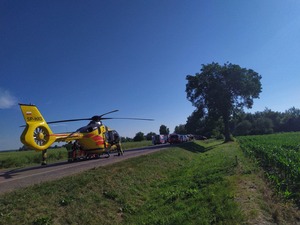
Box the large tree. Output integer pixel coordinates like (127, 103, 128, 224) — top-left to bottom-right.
(186, 62, 262, 142)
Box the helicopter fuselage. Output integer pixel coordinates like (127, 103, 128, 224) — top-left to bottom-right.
(19, 104, 122, 155)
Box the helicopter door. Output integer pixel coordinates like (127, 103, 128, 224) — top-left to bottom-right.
(112, 131, 120, 143)
(107, 130, 120, 144)
(107, 130, 113, 144)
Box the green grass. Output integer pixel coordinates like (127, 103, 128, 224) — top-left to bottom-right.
(0, 140, 245, 225)
(0, 148, 67, 169)
(121, 140, 153, 150)
(125, 141, 244, 225)
(0, 141, 153, 169)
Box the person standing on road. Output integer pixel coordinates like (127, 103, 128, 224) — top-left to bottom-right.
(41, 149, 47, 165)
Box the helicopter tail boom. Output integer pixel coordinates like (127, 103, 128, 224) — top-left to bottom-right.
(19, 104, 56, 151)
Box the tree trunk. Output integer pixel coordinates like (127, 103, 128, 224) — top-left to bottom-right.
(223, 114, 232, 142)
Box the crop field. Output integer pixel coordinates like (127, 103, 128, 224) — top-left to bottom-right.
(237, 132, 300, 203)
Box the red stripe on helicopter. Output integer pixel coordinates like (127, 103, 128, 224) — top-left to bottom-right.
(93, 136, 104, 145)
(85, 134, 96, 138)
(84, 134, 102, 139)
(95, 141, 103, 146)
(84, 134, 104, 145)
(50, 133, 81, 137)
(93, 136, 102, 141)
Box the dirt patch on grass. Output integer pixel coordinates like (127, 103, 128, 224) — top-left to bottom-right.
(233, 169, 300, 225)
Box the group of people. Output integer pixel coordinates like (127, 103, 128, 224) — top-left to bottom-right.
(40, 130, 123, 165)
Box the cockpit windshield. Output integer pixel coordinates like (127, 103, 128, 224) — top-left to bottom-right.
(77, 121, 102, 133)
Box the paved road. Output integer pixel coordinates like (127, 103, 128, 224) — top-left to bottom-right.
(0, 145, 169, 195)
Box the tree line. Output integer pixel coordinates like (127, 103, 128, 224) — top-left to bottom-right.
(184, 62, 299, 139)
(126, 106, 300, 142)
(131, 62, 298, 142)
(125, 125, 171, 142)
(183, 107, 300, 139)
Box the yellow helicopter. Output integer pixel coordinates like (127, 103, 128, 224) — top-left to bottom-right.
(19, 103, 153, 164)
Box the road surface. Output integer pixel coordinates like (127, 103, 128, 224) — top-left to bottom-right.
(0, 145, 169, 195)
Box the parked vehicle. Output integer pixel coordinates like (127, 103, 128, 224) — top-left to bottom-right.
(169, 133, 182, 144)
(152, 135, 167, 145)
(180, 135, 188, 142)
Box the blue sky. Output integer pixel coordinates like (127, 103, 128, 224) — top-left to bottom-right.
(1, 0, 300, 150)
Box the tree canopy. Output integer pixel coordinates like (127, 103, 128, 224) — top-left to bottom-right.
(146, 132, 156, 140)
(186, 62, 262, 142)
(159, 125, 169, 135)
(133, 132, 145, 142)
(174, 124, 187, 134)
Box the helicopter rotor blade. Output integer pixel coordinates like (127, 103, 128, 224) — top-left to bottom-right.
(47, 110, 120, 124)
(47, 118, 91, 124)
(19, 110, 153, 127)
(20, 118, 90, 127)
(99, 109, 119, 118)
(101, 117, 154, 121)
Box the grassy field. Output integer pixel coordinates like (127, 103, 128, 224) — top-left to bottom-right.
(0, 148, 67, 169)
(0, 141, 153, 169)
(0, 139, 299, 224)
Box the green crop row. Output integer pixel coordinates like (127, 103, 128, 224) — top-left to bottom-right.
(237, 132, 300, 203)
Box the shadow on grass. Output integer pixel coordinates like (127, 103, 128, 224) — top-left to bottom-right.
(179, 141, 223, 153)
